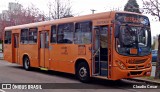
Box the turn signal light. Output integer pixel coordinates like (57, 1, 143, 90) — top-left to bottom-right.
(146, 63, 151, 68)
(116, 60, 127, 70)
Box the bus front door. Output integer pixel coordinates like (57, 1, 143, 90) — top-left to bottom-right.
(13, 33, 19, 63)
(40, 31, 49, 69)
(92, 26, 108, 77)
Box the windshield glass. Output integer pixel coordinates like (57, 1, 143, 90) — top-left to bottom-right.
(115, 13, 151, 56)
(116, 25, 151, 56)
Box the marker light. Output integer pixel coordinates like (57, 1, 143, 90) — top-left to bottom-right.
(116, 60, 127, 70)
(146, 63, 151, 68)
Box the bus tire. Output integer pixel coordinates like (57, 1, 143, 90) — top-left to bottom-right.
(76, 62, 90, 82)
(23, 56, 30, 71)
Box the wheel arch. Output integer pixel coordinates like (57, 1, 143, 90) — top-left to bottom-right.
(74, 58, 90, 75)
(22, 53, 30, 65)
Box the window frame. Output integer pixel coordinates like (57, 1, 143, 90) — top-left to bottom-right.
(74, 21, 92, 44)
(4, 31, 12, 44)
(57, 23, 74, 44)
(20, 28, 38, 44)
(28, 28, 38, 44)
(50, 25, 57, 43)
(20, 28, 29, 44)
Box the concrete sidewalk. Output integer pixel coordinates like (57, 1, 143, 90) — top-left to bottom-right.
(0, 52, 3, 59)
(132, 77, 160, 85)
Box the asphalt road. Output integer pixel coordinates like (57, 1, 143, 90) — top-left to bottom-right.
(0, 60, 160, 92)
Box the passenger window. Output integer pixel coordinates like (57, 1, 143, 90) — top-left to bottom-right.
(100, 26, 108, 48)
(57, 23, 74, 44)
(21, 29, 28, 44)
(75, 21, 92, 44)
(51, 25, 57, 43)
(4, 31, 12, 44)
(29, 28, 37, 44)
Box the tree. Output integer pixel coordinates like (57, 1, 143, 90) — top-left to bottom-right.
(156, 35, 160, 78)
(0, 2, 46, 40)
(124, 0, 141, 13)
(142, 0, 160, 79)
(48, 0, 73, 19)
(152, 41, 156, 49)
(155, 35, 160, 79)
(142, 0, 160, 21)
(109, 7, 122, 11)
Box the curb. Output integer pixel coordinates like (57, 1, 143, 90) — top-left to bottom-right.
(130, 78, 160, 85)
(0, 58, 4, 60)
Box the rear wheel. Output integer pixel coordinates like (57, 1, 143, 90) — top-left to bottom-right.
(76, 62, 90, 82)
(23, 56, 30, 70)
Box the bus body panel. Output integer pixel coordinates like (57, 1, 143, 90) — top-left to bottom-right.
(50, 44, 76, 73)
(19, 44, 39, 67)
(4, 44, 13, 63)
(13, 33, 20, 64)
(49, 44, 91, 74)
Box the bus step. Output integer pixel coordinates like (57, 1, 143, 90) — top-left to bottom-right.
(95, 61, 100, 73)
(100, 68, 108, 76)
(40, 67, 48, 71)
(100, 61, 108, 68)
(100, 56, 108, 61)
(93, 76, 108, 80)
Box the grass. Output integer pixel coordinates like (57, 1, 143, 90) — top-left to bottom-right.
(142, 76, 160, 82)
(143, 76, 155, 80)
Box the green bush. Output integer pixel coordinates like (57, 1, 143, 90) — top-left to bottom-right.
(0, 40, 3, 44)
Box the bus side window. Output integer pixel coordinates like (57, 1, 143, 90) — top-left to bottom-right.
(21, 29, 28, 44)
(75, 21, 92, 44)
(51, 25, 57, 43)
(100, 26, 108, 49)
(57, 23, 74, 44)
(29, 28, 38, 44)
(4, 31, 12, 44)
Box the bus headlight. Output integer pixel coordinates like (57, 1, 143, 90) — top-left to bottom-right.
(146, 63, 151, 68)
(116, 60, 127, 70)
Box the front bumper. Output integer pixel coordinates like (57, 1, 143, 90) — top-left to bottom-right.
(111, 66, 152, 80)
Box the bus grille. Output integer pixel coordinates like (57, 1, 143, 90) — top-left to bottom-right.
(128, 65, 144, 70)
(128, 59, 147, 64)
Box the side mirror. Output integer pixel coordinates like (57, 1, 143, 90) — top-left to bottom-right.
(148, 31, 151, 46)
(115, 25, 120, 38)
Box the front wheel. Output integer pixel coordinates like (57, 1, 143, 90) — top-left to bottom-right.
(76, 62, 90, 82)
(23, 57, 30, 71)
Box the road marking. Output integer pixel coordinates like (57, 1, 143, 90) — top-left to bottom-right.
(0, 89, 5, 92)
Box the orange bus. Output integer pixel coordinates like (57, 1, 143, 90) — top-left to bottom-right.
(3, 11, 152, 82)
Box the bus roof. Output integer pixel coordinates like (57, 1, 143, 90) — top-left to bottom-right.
(4, 11, 146, 31)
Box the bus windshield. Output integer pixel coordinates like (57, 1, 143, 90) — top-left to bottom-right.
(115, 13, 151, 56)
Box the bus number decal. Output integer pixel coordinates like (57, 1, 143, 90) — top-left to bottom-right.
(78, 45, 86, 55)
(61, 47, 68, 55)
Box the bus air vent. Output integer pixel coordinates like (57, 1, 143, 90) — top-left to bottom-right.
(130, 71, 142, 75)
(128, 59, 147, 64)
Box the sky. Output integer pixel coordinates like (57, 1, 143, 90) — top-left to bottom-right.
(0, 0, 159, 36)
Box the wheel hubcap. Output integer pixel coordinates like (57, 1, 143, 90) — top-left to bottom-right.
(79, 67, 87, 77)
(25, 59, 29, 69)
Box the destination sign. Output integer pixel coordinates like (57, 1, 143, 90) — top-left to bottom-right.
(124, 16, 140, 23)
(115, 13, 150, 26)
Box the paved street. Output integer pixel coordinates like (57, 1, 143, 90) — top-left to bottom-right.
(0, 60, 160, 92)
